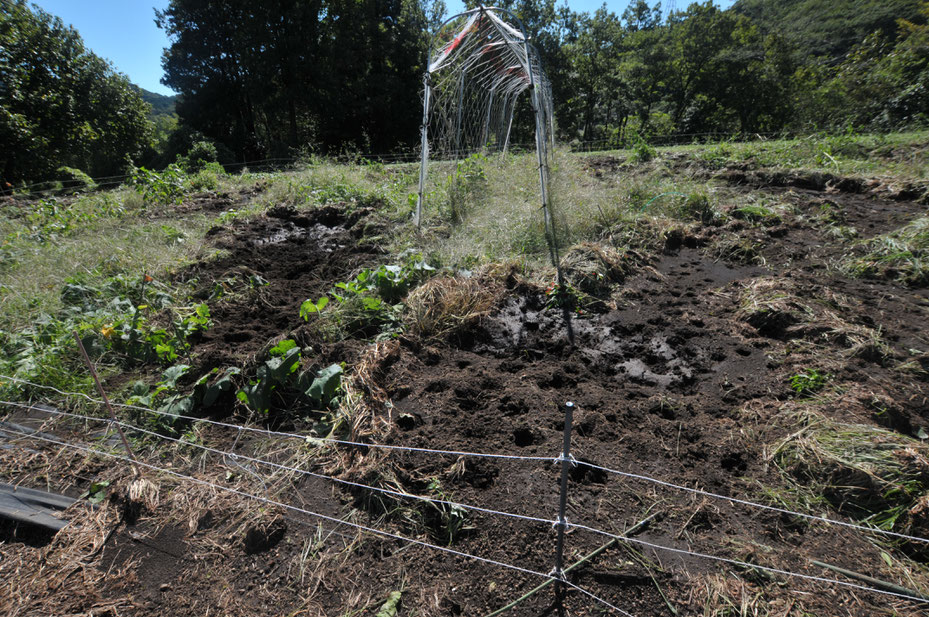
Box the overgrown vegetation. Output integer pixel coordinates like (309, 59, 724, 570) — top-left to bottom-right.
(771, 412, 929, 543)
(3, 132, 929, 615)
(301, 257, 436, 341)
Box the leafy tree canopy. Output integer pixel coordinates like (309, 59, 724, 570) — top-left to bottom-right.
(733, 0, 926, 62)
(157, 0, 433, 161)
(0, 0, 152, 186)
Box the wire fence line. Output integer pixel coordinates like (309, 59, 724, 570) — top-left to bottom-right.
(0, 375, 552, 463)
(5, 374, 929, 549)
(0, 399, 556, 529)
(574, 459, 929, 546)
(0, 424, 638, 617)
(3, 419, 928, 610)
(3, 402, 929, 609)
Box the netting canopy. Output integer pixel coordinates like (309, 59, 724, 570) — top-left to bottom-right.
(415, 6, 556, 237)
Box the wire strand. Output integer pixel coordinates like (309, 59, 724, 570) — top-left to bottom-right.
(7, 376, 929, 548)
(568, 521, 929, 605)
(0, 375, 551, 463)
(576, 460, 929, 545)
(0, 424, 636, 617)
(0, 400, 554, 528)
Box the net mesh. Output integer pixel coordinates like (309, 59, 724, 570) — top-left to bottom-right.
(424, 8, 554, 159)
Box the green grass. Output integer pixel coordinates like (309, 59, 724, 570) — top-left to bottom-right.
(663, 130, 929, 179)
(406, 149, 726, 276)
(0, 196, 213, 331)
(771, 411, 929, 539)
(0, 184, 215, 400)
(730, 204, 781, 225)
(843, 216, 929, 286)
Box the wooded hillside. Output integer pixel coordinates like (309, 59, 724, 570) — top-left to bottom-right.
(2, 0, 927, 187)
(733, 0, 925, 61)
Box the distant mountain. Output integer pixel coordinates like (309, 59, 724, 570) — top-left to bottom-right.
(135, 86, 178, 119)
(732, 0, 926, 62)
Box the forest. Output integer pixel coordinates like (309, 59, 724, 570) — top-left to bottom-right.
(1, 0, 928, 186)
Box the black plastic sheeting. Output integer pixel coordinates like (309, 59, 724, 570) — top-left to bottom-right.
(0, 419, 77, 532)
(0, 482, 75, 532)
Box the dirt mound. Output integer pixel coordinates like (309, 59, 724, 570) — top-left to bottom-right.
(185, 204, 382, 369)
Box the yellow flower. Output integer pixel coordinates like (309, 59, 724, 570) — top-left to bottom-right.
(101, 325, 115, 338)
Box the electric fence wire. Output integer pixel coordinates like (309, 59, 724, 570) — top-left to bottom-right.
(3, 420, 926, 611)
(7, 374, 929, 550)
(0, 374, 552, 463)
(0, 400, 555, 528)
(0, 424, 638, 617)
(574, 459, 929, 546)
(567, 519, 929, 605)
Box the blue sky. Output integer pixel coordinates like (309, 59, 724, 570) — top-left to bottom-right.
(31, 1, 735, 97)
(32, 0, 174, 95)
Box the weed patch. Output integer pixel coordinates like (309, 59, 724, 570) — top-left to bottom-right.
(730, 204, 781, 226)
(771, 412, 929, 545)
(0, 272, 208, 399)
(235, 339, 343, 423)
(843, 216, 929, 286)
(302, 258, 435, 340)
(131, 165, 187, 205)
(789, 369, 829, 397)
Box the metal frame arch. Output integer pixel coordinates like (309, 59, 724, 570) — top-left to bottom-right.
(414, 5, 559, 275)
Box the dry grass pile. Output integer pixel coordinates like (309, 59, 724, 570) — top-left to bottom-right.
(404, 273, 500, 341)
(559, 241, 636, 297)
(0, 502, 133, 617)
(0, 437, 133, 616)
(736, 277, 888, 361)
(843, 216, 929, 286)
(0, 414, 376, 616)
(684, 573, 798, 617)
(770, 412, 929, 542)
(708, 232, 766, 265)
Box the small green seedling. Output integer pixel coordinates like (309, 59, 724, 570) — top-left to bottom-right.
(790, 369, 828, 396)
(81, 480, 111, 504)
(299, 296, 329, 320)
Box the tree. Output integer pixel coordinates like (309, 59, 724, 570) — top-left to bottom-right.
(713, 18, 796, 133)
(826, 1, 929, 128)
(562, 7, 625, 141)
(0, 1, 152, 186)
(619, 6, 669, 135)
(663, 2, 738, 131)
(622, 0, 662, 32)
(157, 0, 432, 160)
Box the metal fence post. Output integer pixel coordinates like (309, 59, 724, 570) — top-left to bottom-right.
(553, 401, 575, 605)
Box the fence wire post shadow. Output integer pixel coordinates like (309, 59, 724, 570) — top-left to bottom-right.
(552, 401, 575, 611)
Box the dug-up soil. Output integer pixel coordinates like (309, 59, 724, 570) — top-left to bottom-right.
(3, 161, 929, 617)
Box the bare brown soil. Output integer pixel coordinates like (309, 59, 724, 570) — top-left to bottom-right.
(3, 161, 929, 617)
